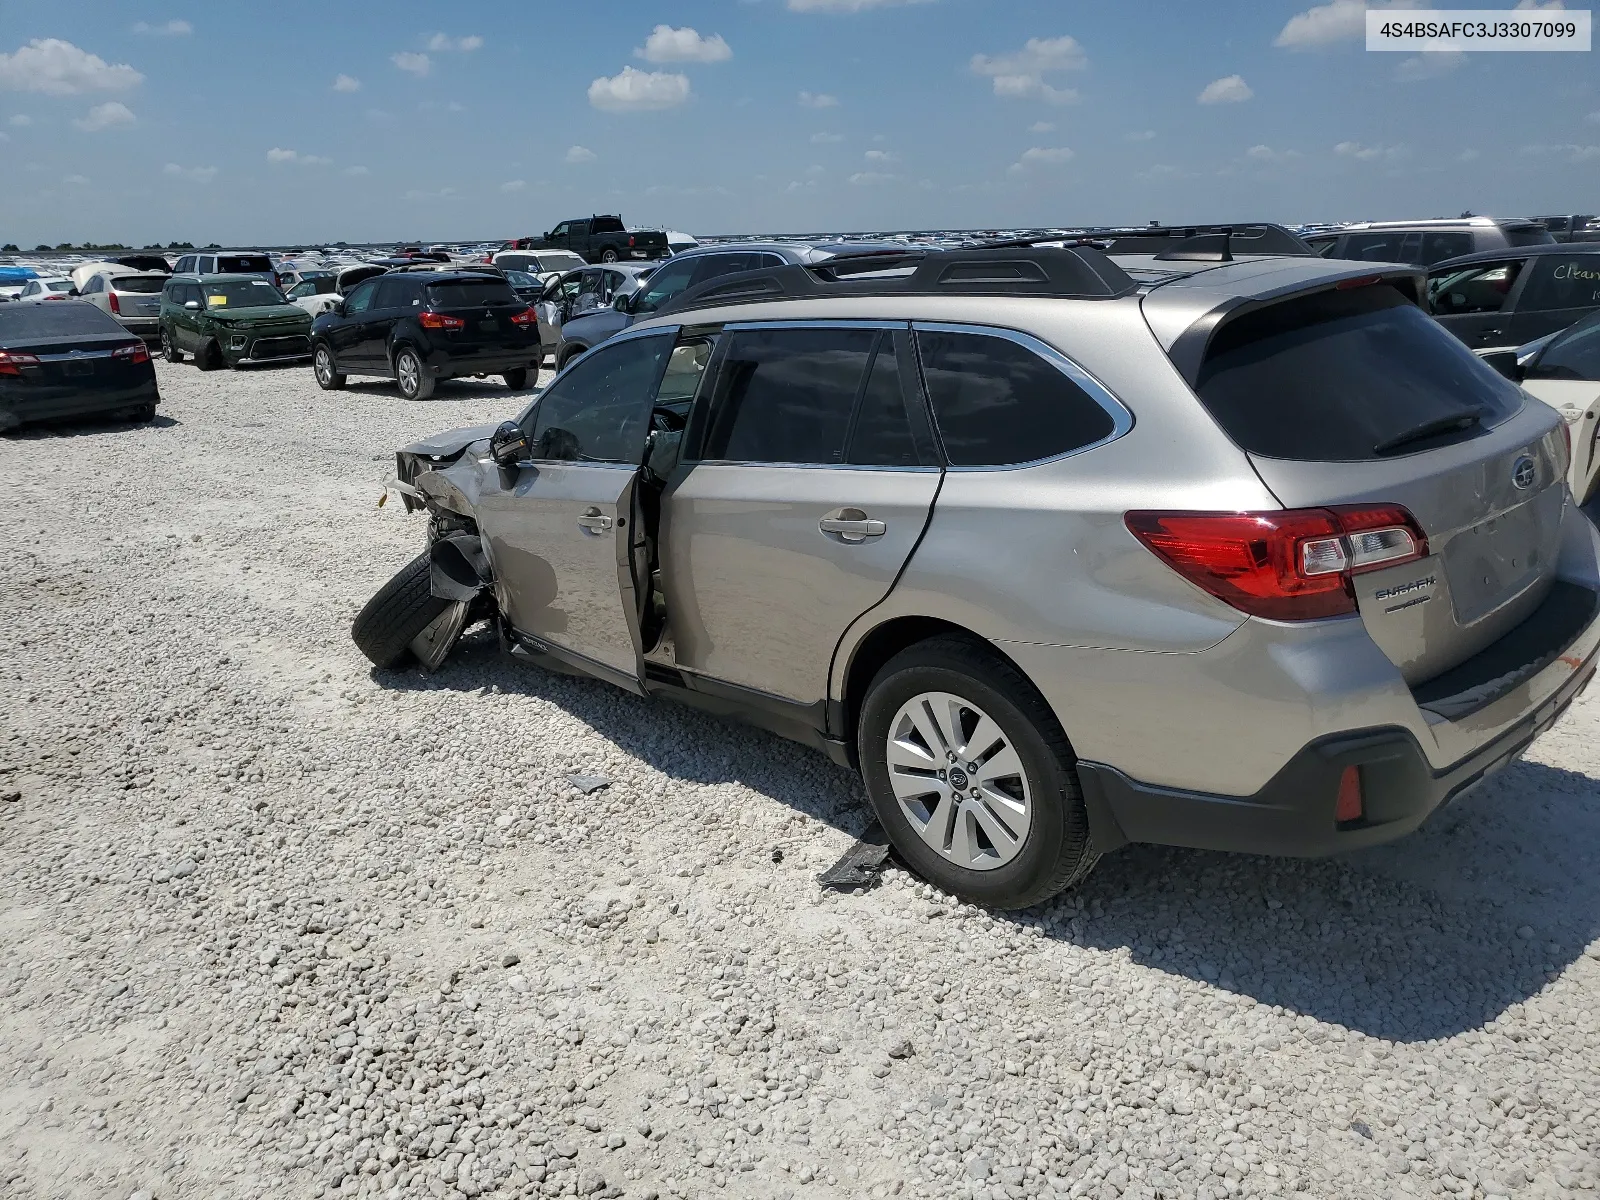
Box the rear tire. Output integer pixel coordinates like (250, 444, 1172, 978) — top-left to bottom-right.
(161, 330, 183, 363)
(394, 347, 435, 400)
(313, 344, 346, 390)
(502, 368, 529, 391)
(856, 635, 1099, 910)
(352, 552, 452, 669)
(196, 339, 222, 372)
(600, 249, 620, 263)
(558, 345, 586, 371)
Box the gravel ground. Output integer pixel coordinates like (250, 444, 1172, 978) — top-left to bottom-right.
(3, 360, 1600, 1200)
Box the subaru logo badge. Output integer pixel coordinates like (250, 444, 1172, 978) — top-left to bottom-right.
(1511, 455, 1536, 490)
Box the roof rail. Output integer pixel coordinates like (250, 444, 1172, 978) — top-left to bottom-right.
(652, 246, 1139, 319)
(1089, 223, 1311, 261)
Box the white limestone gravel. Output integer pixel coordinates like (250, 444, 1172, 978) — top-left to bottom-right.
(3, 360, 1600, 1200)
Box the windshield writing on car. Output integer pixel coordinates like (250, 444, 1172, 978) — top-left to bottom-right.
(205, 281, 285, 308)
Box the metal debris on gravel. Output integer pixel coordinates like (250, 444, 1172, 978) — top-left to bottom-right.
(2, 361, 1599, 1200)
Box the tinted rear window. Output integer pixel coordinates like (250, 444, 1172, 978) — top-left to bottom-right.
(218, 255, 273, 274)
(1195, 285, 1524, 461)
(426, 279, 518, 308)
(591, 217, 626, 234)
(113, 276, 166, 294)
(0, 302, 124, 339)
(1503, 226, 1556, 248)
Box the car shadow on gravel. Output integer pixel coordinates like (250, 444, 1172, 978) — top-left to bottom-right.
(375, 633, 1600, 1043)
(3, 413, 179, 438)
(1061, 758, 1600, 1042)
(341, 379, 534, 402)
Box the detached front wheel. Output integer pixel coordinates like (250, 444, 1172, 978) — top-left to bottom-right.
(857, 635, 1099, 909)
(352, 552, 463, 670)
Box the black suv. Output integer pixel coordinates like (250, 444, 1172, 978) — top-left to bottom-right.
(309, 271, 540, 399)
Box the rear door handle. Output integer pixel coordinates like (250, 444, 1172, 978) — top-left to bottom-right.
(577, 508, 613, 534)
(819, 512, 886, 543)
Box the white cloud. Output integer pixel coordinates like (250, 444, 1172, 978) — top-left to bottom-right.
(164, 162, 218, 183)
(426, 34, 483, 52)
(1274, 0, 1426, 49)
(970, 36, 1086, 104)
(1394, 50, 1464, 81)
(343, 165, 370, 176)
(1030, 120, 1055, 133)
(864, 149, 898, 162)
(810, 131, 845, 143)
(799, 90, 839, 108)
(1127, 129, 1156, 142)
(805, 164, 825, 176)
(1245, 144, 1301, 163)
(73, 101, 135, 131)
(788, 0, 930, 9)
(587, 66, 690, 112)
(62, 173, 88, 185)
(1521, 142, 1600, 162)
(1458, 148, 1480, 162)
(500, 179, 526, 192)
(1586, 111, 1600, 124)
(1335, 139, 1407, 160)
(333, 74, 361, 92)
(848, 170, 896, 184)
(636, 26, 731, 63)
(392, 52, 431, 77)
(133, 19, 191, 36)
(9, 114, 31, 126)
(0, 38, 143, 95)
(1007, 145, 1074, 174)
(565, 145, 596, 164)
(1197, 75, 1252, 104)
(266, 148, 332, 166)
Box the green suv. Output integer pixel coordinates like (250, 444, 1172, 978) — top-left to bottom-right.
(158, 274, 313, 370)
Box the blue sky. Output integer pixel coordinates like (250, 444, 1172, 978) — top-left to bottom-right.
(1, 0, 1596, 245)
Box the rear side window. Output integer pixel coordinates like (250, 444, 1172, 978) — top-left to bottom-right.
(1515, 255, 1600, 312)
(425, 279, 517, 308)
(1195, 285, 1524, 461)
(1345, 233, 1409, 262)
(373, 277, 419, 309)
(916, 330, 1116, 466)
(218, 254, 272, 274)
(0, 302, 124, 338)
(848, 338, 923, 466)
(1429, 261, 1524, 315)
(1527, 315, 1600, 381)
(1419, 232, 1474, 265)
(702, 328, 876, 464)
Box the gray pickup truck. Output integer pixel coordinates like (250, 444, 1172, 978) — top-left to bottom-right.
(516, 216, 669, 265)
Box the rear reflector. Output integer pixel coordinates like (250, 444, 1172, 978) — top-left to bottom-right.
(1124, 506, 1428, 622)
(1335, 766, 1364, 824)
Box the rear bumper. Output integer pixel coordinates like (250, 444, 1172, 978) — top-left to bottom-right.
(422, 350, 541, 378)
(116, 316, 161, 337)
(0, 379, 159, 430)
(1076, 598, 1600, 858)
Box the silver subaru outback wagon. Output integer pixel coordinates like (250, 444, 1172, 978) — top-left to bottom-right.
(356, 236, 1600, 909)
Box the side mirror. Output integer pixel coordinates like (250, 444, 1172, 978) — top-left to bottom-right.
(489, 420, 533, 469)
(184, 300, 201, 311)
(612, 293, 633, 314)
(68, 287, 81, 297)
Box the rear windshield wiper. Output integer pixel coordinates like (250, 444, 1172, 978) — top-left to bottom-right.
(1372, 409, 1485, 457)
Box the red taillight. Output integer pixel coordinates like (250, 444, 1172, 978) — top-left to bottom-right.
(1335, 765, 1364, 824)
(508, 307, 537, 327)
(114, 343, 150, 365)
(418, 311, 465, 330)
(628, 235, 635, 247)
(0, 350, 41, 376)
(1124, 506, 1428, 622)
(1336, 274, 1383, 290)
(109, 292, 122, 315)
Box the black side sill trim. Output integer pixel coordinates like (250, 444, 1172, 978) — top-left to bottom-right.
(1411, 580, 1599, 720)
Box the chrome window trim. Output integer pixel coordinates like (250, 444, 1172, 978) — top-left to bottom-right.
(722, 319, 908, 332)
(912, 320, 1135, 471)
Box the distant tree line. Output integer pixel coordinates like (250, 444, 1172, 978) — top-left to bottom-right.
(1, 241, 198, 253)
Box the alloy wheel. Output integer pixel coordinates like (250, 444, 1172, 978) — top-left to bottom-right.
(885, 690, 1033, 871)
(398, 353, 419, 397)
(315, 349, 333, 386)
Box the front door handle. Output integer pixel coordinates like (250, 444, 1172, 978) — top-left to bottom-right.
(819, 509, 886, 543)
(577, 508, 613, 534)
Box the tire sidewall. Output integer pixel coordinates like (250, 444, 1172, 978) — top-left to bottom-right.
(396, 349, 421, 399)
(601, 249, 619, 263)
(859, 657, 1071, 909)
(314, 344, 336, 388)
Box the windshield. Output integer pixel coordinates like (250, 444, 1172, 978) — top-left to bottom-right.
(203, 280, 286, 308)
(505, 271, 539, 288)
(45, 280, 74, 293)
